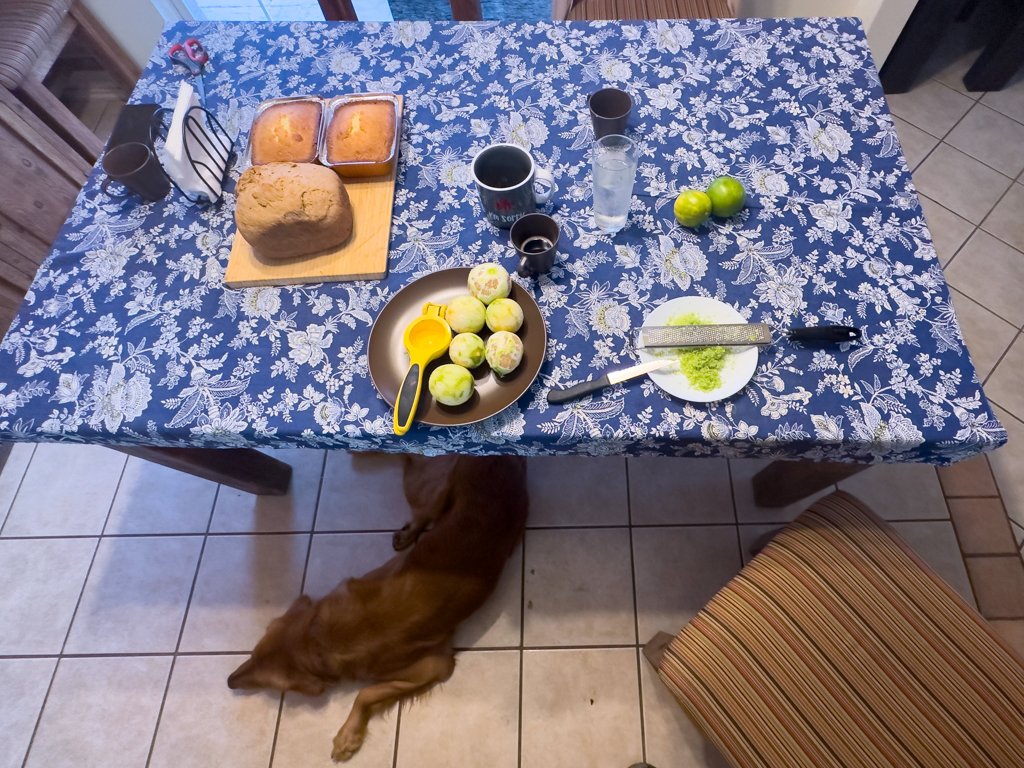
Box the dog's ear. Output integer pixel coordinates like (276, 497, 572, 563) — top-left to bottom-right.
(226, 658, 257, 689)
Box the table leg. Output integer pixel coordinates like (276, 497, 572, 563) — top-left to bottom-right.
(642, 631, 675, 669)
(962, 11, 1024, 91)
(753, 460, 867, 508)
(317, 0, 358, 20)
(878, 0, 971, 93)
(450, 0, 483, 20)
(110, 446, 292, 496)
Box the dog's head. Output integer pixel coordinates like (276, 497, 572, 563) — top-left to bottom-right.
(227, 595, 327, 696)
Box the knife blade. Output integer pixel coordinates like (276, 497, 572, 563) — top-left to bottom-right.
(547, 359, 674, 404)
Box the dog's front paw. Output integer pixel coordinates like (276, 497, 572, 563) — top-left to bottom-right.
(331, 726, 364, 762)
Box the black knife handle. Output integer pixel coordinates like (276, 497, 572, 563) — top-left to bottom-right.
(787, 326, 862, 345)
(547, 375, 612, 404)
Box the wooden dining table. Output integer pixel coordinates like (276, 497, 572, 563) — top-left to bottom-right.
(0, 19, 1005, 505)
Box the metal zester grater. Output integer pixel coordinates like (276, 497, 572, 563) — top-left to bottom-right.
(633, 323, 773, 349)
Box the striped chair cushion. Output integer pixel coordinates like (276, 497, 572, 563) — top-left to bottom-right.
(659, 490, 1024, 768)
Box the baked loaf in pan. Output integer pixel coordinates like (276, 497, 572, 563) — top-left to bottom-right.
(324, 99, 398, 176)
(234, 162, 353, 260)
(249, 100, 322, 165)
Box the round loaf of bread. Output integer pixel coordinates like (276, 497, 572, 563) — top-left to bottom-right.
(235, 162, 353, 260)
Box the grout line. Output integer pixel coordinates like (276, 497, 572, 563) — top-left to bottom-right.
(298, 452, 329, 595)
(0, 517, 963, 540)
(390, 704, 402, 768)
(0, 642, 720, 658)
(625, 460, 638, 648)
(58, 454, 126, 654)
(974, 97, 1024, 131)
(267, 453, 327, 768)
(0, 444, 35, 535)
(974, 220, 1024, 261)
(176, 484, 218, 654)
(19, 657, 62, 768)
(726, 460, 747, 566)
(516, 501, 527, 768)
(947, 286, 1020, 339)
(0, 650, 243, 660)
(19, 454, 127, 768)
(902, 98, 1018, 179)
(939, 165, 1019, 273)
(907, 133, 945, 176)
(935, 467, 982, 608)
(907, 97, 1023, 277)
(472, 643, 649, 651)
(635, 646, 648, 764)
(962, 552, 1024, 560)
(624, 459, 647, 764)
(982, 329, 1021, 388)
(144, 483, 220, 768)
(992, 404, 1024, 428)
(266, 693, 285, 768)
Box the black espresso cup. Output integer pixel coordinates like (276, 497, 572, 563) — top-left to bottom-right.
(101, 142, 170, 203)
(589, 88, 633, 139)
(471, 143, 556, 229)
(511, 213, 559, 278)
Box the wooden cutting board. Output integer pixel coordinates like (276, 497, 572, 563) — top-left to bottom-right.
(223, 96, 401, 289)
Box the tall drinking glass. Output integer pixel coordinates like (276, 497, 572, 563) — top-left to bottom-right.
(592, 134, 638, 233)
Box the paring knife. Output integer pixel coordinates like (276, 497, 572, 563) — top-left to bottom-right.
(547, 359, 674, 404)
(632, 324, 861, 349)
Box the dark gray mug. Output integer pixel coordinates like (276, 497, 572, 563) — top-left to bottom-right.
(511, 213, 559, 277)
(471, 143, 556, 229)
(589, 88, 632, 139)
(101, 142, 170, 203)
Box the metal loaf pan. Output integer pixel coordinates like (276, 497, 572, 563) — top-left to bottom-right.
(319, 93, 400, 178)
(242, 96, 325, 168)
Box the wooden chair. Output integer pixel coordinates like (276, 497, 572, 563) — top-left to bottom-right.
(556, 0, 733, 21)
(0, 1, 140, 164)
(0, 0, 140, 334)
(646, 491, 1024, 768)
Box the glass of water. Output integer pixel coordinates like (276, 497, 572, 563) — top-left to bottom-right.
(592, 134, 638, 233)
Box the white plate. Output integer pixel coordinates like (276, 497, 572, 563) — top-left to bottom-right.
(638, 296, 759, 403)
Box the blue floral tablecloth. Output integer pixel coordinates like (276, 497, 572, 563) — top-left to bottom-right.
(0, 18, 1006, 462)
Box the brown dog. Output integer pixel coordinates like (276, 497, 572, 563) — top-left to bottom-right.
(226, 454, 528, 762)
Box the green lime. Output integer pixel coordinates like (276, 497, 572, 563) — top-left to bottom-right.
(706, 176, 747, 217)
(673, 190, 712, 228)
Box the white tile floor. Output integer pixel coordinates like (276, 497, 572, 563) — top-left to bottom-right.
(887, 36, 1024, 547)
(0, 443, 974, 768)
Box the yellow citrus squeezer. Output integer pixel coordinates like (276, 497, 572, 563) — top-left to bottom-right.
(393, 303, 452, 435)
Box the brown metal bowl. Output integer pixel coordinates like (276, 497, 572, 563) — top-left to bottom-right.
(367, 268, 546, 427)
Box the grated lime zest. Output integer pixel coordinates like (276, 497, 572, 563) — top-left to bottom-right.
(664, 312, 728, 392)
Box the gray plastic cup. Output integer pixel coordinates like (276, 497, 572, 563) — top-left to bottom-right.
(589, 88, 632, 139)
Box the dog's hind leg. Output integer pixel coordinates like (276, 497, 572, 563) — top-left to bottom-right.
(393, 456, 456, 550)
(331, 650, 456, 762)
